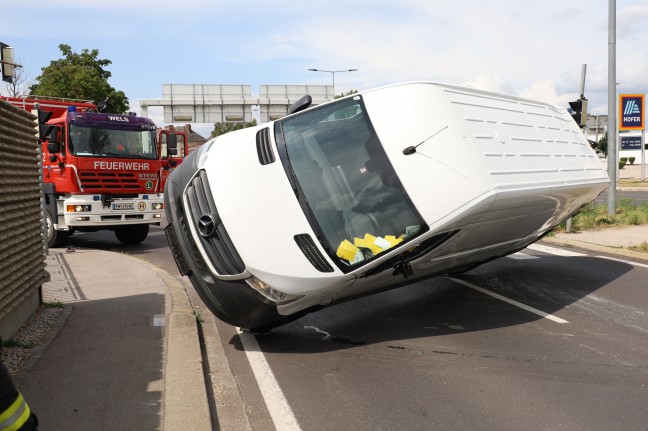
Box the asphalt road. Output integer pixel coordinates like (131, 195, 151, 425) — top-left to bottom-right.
(68, 225, 648, 431)
(595, 189, 648, 204)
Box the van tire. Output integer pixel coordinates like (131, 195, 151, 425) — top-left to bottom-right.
(115, 224, 149, 245)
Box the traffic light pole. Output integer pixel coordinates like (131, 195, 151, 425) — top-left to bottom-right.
(566, 64, 588, 233)
(607, 0, 617, 215)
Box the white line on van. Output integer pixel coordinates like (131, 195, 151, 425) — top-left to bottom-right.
(237, 329, 302, 431)
(447, 277, 569, 324)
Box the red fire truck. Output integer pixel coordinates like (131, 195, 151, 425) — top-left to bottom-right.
(3, 96, 176, 247)
(158, 128, 188, 191)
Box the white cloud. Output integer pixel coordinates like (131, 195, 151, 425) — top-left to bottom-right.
(518, 80, 571, 107)
(618, 5, 648, 38)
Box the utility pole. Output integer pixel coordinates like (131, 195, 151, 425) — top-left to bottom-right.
(608, 0, 617, 215)
(566, 64, 588, 233)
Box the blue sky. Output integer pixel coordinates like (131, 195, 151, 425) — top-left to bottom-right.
(3, 0, 648, 137)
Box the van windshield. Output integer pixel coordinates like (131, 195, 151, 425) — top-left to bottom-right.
(69, 124, 158, 159)
(279, 96, 427, 271)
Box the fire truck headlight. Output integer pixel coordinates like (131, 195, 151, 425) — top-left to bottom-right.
(67, 205, 91, 212)
(152, 203, 164, 210)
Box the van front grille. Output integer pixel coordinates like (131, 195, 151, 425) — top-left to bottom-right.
(184, 170, 245, 275)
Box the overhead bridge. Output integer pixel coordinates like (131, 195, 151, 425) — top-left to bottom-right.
(140, 84, 334, 124)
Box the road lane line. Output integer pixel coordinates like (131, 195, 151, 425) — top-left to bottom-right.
(531, 243, 648, 268)
(507, 252, 539, 260)
(446, 277, 569, 324)
(527, 243, 586, 257)
(236, 328, 302, 431)
(594, 255, 648, 269)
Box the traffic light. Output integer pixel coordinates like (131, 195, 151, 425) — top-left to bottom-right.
(0, 42, 15, 83)
(569, 98, 588, 127)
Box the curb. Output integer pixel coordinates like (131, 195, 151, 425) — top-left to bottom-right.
(134, 258, 213, 431)
(542, 236, 648, 262)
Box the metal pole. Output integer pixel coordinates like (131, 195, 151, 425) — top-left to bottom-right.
(607, 0, 617, 215)
(332, 72, 335, 96)
(642, 129, 646, 182)
(566, 64, 588, 233)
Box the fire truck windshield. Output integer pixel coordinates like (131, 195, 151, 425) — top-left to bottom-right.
(69, 123, 158, 159)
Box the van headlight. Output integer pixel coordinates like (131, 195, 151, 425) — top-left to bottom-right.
(245, 277, 303, 304)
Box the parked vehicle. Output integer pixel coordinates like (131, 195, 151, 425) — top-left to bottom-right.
(164, 82, 610, 332)
(158, 128, 188, 191)
(2, 96, 172, 247)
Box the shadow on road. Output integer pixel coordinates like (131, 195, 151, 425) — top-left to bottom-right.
(229, 254, 635, 354)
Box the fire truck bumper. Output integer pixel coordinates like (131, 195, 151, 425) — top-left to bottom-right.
(60, 194, 166, 227)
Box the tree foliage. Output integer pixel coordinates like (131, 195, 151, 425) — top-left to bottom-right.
(29, 44, 129, 113)
(597, 133, 608, 157)
(1, 58, 31, 97)
(211, 119, 257, 138)
(335, 89, 358, 99)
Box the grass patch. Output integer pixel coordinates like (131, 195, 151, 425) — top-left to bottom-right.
(556, 198, 648, 232)
(629, 242, 648, 252)
(618, 178, 648, 188)
(2, 339, 34, 349)
(193, 309, 205, 324)
(42, 300, 65, 309)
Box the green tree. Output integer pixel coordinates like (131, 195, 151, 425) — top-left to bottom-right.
(334, 89, 358, 99)
(211, 119, 257, 138)
(597, 133, 608, 157)
(29, 44, 129, 113)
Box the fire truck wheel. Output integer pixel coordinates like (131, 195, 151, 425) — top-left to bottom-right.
(115, 224, 150, 245)
(45, 210, 69, 248)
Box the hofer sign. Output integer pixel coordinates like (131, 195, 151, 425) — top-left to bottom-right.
(619, 94, 645, 131)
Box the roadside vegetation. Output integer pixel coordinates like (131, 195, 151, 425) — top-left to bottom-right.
(554, 198, 648, 233)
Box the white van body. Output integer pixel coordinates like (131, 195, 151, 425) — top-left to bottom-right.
(164, 82, 609, 331)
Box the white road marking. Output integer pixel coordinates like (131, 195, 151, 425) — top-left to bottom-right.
(507, 252, 539, 260)
(447, 277, 569, 324)
(236, 328, 302, 431)
(594, 255, 648, 269)
(527, 243, 586, 257)
(530, 243, 648, 268)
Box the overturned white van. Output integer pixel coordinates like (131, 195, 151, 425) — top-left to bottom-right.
(164, 82, 609, 331)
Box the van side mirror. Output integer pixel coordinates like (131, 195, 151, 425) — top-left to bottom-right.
(288, 95, 312, 114)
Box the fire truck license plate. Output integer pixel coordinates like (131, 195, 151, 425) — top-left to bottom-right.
(111, 203, 135, 211)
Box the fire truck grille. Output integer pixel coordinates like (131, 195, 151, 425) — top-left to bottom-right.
(184, 170, 246, 276)
(79, 171, 141, 191)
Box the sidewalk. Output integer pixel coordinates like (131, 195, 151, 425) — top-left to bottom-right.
(547, 160, 648, 259)
(544, 224, 648, 262)
(610, 160, 648, 191)
(15, 249, 211, 431)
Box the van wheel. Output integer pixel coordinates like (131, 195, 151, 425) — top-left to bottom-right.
(115, 224, 149, 245)
(45, 210, 69, 248)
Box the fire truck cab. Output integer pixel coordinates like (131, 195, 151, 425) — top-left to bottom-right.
(39, 107, 167, 247)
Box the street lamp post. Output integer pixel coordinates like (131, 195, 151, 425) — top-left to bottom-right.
(308, 68, 358, 97)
